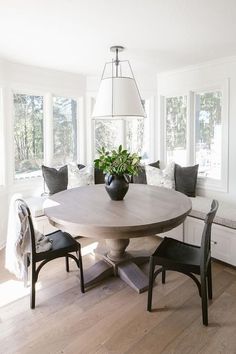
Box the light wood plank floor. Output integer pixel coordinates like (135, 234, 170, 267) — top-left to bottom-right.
(1, 236, 236, 354)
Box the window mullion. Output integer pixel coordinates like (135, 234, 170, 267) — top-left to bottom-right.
(187, 91, 195, 165)
(78, 97, 85, 164)
(159, 95, 166, 165)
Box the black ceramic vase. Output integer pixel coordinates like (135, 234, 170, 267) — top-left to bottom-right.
(105, 174, 129, 201)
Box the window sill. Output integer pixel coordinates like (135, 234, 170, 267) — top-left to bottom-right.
(12, 177, 44, 196)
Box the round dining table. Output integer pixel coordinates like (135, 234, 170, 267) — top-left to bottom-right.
(44, 184, 192, 293)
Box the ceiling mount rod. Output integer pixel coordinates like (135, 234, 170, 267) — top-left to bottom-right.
(110, 45, 124, 77)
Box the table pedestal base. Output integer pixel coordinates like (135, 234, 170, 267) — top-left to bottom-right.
(83, 239, 151, 293)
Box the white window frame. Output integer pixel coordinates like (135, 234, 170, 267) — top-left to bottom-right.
(11, 88, 45, 185)
(162, 92, 189, 167)
(160, 79, 229, 192)
(192, 81, 229, 192)
(11, 89, 83, 184)
(51, 93, 82, 166)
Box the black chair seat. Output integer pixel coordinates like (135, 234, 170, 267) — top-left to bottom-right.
(35, 231, 79, 262)
(154, 237, 201, 272)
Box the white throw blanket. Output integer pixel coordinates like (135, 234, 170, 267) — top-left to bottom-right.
(5, 194, 52, 280)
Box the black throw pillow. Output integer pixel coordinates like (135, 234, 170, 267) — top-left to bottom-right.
(133, 160, 160, 184)
(42, 165, 68, 195)
(149, 160, 160, 169)
(174, 163, 199, 197)
(77, 163, 85, 170)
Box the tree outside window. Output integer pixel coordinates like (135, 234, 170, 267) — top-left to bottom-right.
(14, 94, 44, 179)
(195, 91, 222, 179)
(53, 96, 77, 166)
(94, 100, 150, 161)
(94, 120, 123, 157)
(166, 96, 187, 165)
(165, 91, 223, 181)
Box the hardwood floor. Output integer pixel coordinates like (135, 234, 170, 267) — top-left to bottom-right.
(1, 236, 236, 354)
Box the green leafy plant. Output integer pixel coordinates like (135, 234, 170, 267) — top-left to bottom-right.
(94, 145, 141, 176)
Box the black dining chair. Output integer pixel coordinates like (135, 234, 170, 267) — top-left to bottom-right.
(147, 199, 219, 326)
(16, 199, 85, 309)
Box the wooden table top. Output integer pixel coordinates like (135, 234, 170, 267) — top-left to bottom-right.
(44, 184, 192, 239)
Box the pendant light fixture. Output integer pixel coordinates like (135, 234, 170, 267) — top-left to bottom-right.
(92, 46, 146, 119)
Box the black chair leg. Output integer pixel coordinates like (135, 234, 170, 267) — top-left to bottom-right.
(65, 255, 70, 272)
(30, 260, 36, 309)
(23, 254, 29, 287)
(162, 267, 166, 284)
(77, 248, 85, 293)
(147, 256, 155, 311)
(200, 273, 208, 326)
(207, 261, 213, 300)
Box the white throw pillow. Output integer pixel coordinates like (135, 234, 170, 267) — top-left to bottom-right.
(145, 165, 162, 186)
(68, 163, 94, 188)
(145, 162, 175, 189)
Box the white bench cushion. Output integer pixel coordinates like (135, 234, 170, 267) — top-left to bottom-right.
(190, 196, 236, 229)
(25, 196, 48, 218)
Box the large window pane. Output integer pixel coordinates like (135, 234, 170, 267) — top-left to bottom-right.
(195, 91, 222, 179)
(14, 94, 43, 179)
(127, 100, 150, 161)
(126, 118, 149, 160)
(53, 96, 77, 166)
(166, 96, 187, 165)
(94, 120, 123, 157)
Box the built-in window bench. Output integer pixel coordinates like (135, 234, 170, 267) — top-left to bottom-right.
(26, 194, 236, 267)
(161, 196, 236, 266)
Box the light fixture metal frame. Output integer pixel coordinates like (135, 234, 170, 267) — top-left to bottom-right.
(92, 46, 146, 119)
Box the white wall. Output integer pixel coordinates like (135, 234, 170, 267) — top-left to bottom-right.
(157, 57, 236, 206)
(0, 60, 86, 248)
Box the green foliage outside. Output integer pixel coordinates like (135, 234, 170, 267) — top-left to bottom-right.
(166, 92, 222, 151)
(94, 145, 141, 176)
(14, 94, 44, 175)
(53, 96, 77, 166)
(95, 120, 121, 153)
(126, 118, 145, 156)
(196, 91, 222, 148)
(14, 94, 77, 178)
(166, 96, 187, 151)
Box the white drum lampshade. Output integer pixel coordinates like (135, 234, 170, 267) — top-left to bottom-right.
(92, 46, 146, 119)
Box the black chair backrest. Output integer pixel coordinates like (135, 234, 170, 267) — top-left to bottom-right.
(16, 199, 36, 256)
(200, 199, 219, 268)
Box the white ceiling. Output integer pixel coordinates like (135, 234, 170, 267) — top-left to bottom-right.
(1, 0, 236, 76)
